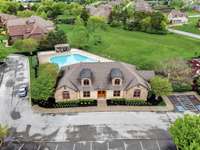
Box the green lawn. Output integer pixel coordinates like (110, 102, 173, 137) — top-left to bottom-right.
(186, 10, 200, 16)
(173, 17, 200, 35)
(59, 24, 200, 69)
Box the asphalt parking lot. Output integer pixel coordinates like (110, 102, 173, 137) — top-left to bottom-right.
(1, 139, 176, 150)
(168, 94, 200, 113)
(0, 55, 180, 150)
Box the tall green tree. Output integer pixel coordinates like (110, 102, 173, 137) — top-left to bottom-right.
(150, 76, 172, 98)
(80, 7, 89, 25)
(31, 63, 58, 100)
(169, 115, 200, 150)
(39, 30, 68, 50)
(14, 38, 38, 56)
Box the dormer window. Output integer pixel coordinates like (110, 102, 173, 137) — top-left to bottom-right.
(83, 79, 90, 86)
(80, 68, 92, 86)
(110, 68, 123, 86)
(114, 79, 121, 85)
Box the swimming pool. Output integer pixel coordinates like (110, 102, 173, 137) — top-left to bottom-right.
(49, 54, 97, 67)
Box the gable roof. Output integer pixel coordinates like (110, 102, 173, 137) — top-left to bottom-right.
(135, 0, 152, 12)
(169, 10, 187, 18)
(6, 16, 54, 37)
(57, 62, 155, 91)
(0, 13, 17, 25)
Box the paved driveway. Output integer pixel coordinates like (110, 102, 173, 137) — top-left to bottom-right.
(0, 55, 182, 149)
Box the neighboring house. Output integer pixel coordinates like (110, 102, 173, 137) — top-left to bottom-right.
(55, 62, 155, 102)
(192, 5, 200, 12)
(6, 16, 54, 44)
(168, 10, 188, 25)
(189, 58, 200, 77)
(0, 13, 17, 27)
(135, 0, 153, 12)
(86, 0, 122, 18)
(86, 4, 113, 19)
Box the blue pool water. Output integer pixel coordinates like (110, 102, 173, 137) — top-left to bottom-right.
(50, 54, 96, 67)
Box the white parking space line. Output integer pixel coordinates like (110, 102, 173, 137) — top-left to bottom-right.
(90, 141, 92, 150)
(156, 140, 161, 150)
(37, 144, 41, 150)
(18, 144, 24, 150)
(107, 142, 110, 150)
(55, 144, 58, 150)
(73, 143, 76, 150)
(140, 141, 144, 150)
(124, 142, 127, 150)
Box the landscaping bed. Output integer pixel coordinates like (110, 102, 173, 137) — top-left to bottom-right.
(107, 98, 166, 106)
(33, 99, 97, 108)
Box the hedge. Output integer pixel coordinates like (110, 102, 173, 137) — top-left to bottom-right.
(33, 99, 97, 108)
(107, 98, 148, 106)
(107, 98, 166, 106)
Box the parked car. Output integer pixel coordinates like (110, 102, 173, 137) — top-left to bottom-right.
(18, 86, 28, 97)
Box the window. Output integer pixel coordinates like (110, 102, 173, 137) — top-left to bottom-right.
(133, 89, 141, 97)
(83, 79, 90, 86)
(83, 91, 90, 97)
(63, 91, 70, 99)
(114, 79, 121, 85)
(113, 91, 120, 97)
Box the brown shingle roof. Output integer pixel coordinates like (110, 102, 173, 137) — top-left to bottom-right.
(169, 9, 187, 18)
(6, 16, 54, 37)
(57, 62, 155, 91)
(0, 13, 17, 25)
(135, 0, 152, 12)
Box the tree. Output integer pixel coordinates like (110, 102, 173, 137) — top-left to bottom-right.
(13, 38, 38, 56)
(80, 7, 89, 25)
(150, 76, 172, 98)
(87, 16, 107, 32)
(31, 63, 58, 101)
(71, 25, 89, 49)
(170, 0, 184, 9)
(159, 58, 192, 84)
(197, 19, 200, 28)
(39, 30, 68, 50)
(169, 115, 200, 150)
(0, 124, 8, 146)
(17, 10, 35, 17)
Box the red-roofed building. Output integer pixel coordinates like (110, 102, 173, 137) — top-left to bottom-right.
(188, 58, 200, 77)
(6, 16, 55, 45)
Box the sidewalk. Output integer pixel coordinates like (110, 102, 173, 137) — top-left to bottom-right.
(32, 96, 174, 113)
(168, 28, 200, 39)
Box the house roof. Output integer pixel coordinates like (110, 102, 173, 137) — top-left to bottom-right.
(86, 4, 112, 18)
(6, 16, 54, 37)
(169, 10, 187, 18)
(80, 68, 93, 79)
(57, 62, 155, 91)
(135, 0, 152, 12)
(110, 68, 123, 79)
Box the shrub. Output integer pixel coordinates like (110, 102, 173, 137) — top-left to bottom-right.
(125, 99, 148, 106)
(169, 115, 200, 150)
(54, 101, 80, 108)
(172, 82, 192, 92)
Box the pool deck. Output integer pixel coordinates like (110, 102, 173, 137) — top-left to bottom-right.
(37, 48, 113, 65)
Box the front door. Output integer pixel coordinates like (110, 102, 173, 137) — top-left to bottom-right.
(97, 91, 106, 98)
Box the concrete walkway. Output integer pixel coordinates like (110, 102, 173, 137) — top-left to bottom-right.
(168, 28, 200, 39)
